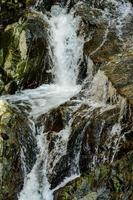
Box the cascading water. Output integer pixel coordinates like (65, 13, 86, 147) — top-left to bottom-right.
(49, 6, 83, 87)
(1, 6, 83, 118)
(1, 0, 132, 200)
(17, 5, 84, 200)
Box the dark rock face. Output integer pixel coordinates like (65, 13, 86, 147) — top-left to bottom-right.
(53, 1, 133, 196)
(36, 78, 133, 190)
(38, 107, 65, 133)
(75, 0, 133, 71)
(0, 0, 34, 28)
(0, 100, 37, 200)
(73, 0, 133, 108)
(0, 12, 52, 95)
(36, 103, 73, 188)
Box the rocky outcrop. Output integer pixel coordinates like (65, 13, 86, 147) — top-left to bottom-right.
(102, 51, 133, 105)
(75, 0, 133, 64)
(0, 12, 51, 95)
(74, 0, 133, 102)
(0, 100, 37, 200)
(0, 0, 133, 199)
(54, 151, 133, 200)
(36, 71, 133, 190)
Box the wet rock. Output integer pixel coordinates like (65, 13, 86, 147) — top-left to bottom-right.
(0, 0, 133, 199)
(0, 13, 51, 95)
(0, 100, 37, 200)
(4, 80, 18, 94)
(35, 0, 60, 12)
(54, 151, 133, 200)
(125, 131, 133, 140)
(39, 107, 65, 133)
(75, 1, 133, 106)
(101, 51, 133, 105)
(37, 100, 75, 133)
(36, 100, 81, 189)
(66, 103, 122, 173)
(34, 69, 133, 190)
(1, 132, 9, 140)
(74, 0, 133, 69)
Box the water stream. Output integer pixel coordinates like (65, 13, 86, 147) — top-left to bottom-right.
(1, 0, 132, 199)
(17, 5, 84, 200)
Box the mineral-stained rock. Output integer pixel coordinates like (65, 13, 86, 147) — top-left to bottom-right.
(0, 0, 133, 199)
(36, 78, 133, 190)
(75, 1, 133, 105)
(74, 0, 133, 69)
(38, 107, 65, 133)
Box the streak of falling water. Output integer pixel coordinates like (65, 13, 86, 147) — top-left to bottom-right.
(19, 127, 53, 200)
(48, 5, 84, 86)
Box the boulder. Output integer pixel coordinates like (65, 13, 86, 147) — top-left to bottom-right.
(0, 12, 51, 95)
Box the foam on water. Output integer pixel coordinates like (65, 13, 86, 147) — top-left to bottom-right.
(2, 84, 80, 118)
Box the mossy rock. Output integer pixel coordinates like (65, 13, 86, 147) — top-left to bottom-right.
(0, 12, 51, 95)
(54, 151, 133, 200)
(0, 100, 37, 199)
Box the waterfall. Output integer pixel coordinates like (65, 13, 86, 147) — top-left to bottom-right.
(1, 6, 83, 118)
(17, 4, 84, 200)
(49, 6, 83, 87)
(1, 1, 132, 200)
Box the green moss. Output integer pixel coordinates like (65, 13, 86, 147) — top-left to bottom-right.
(0, 15, 49, 95)
(55, 152, 133, 200)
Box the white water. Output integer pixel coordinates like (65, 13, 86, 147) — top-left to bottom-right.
(19, 127, 53, 200)
(103, 0, 133, 40)
(2, 6, 83, 119)
(1, 1, 131, 200)
(49, 6, 84, 86)
(2, 84, 80, 118)
(18, 5, 84, 200)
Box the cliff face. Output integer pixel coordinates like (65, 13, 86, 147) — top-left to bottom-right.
(0, 0, 133, 200)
